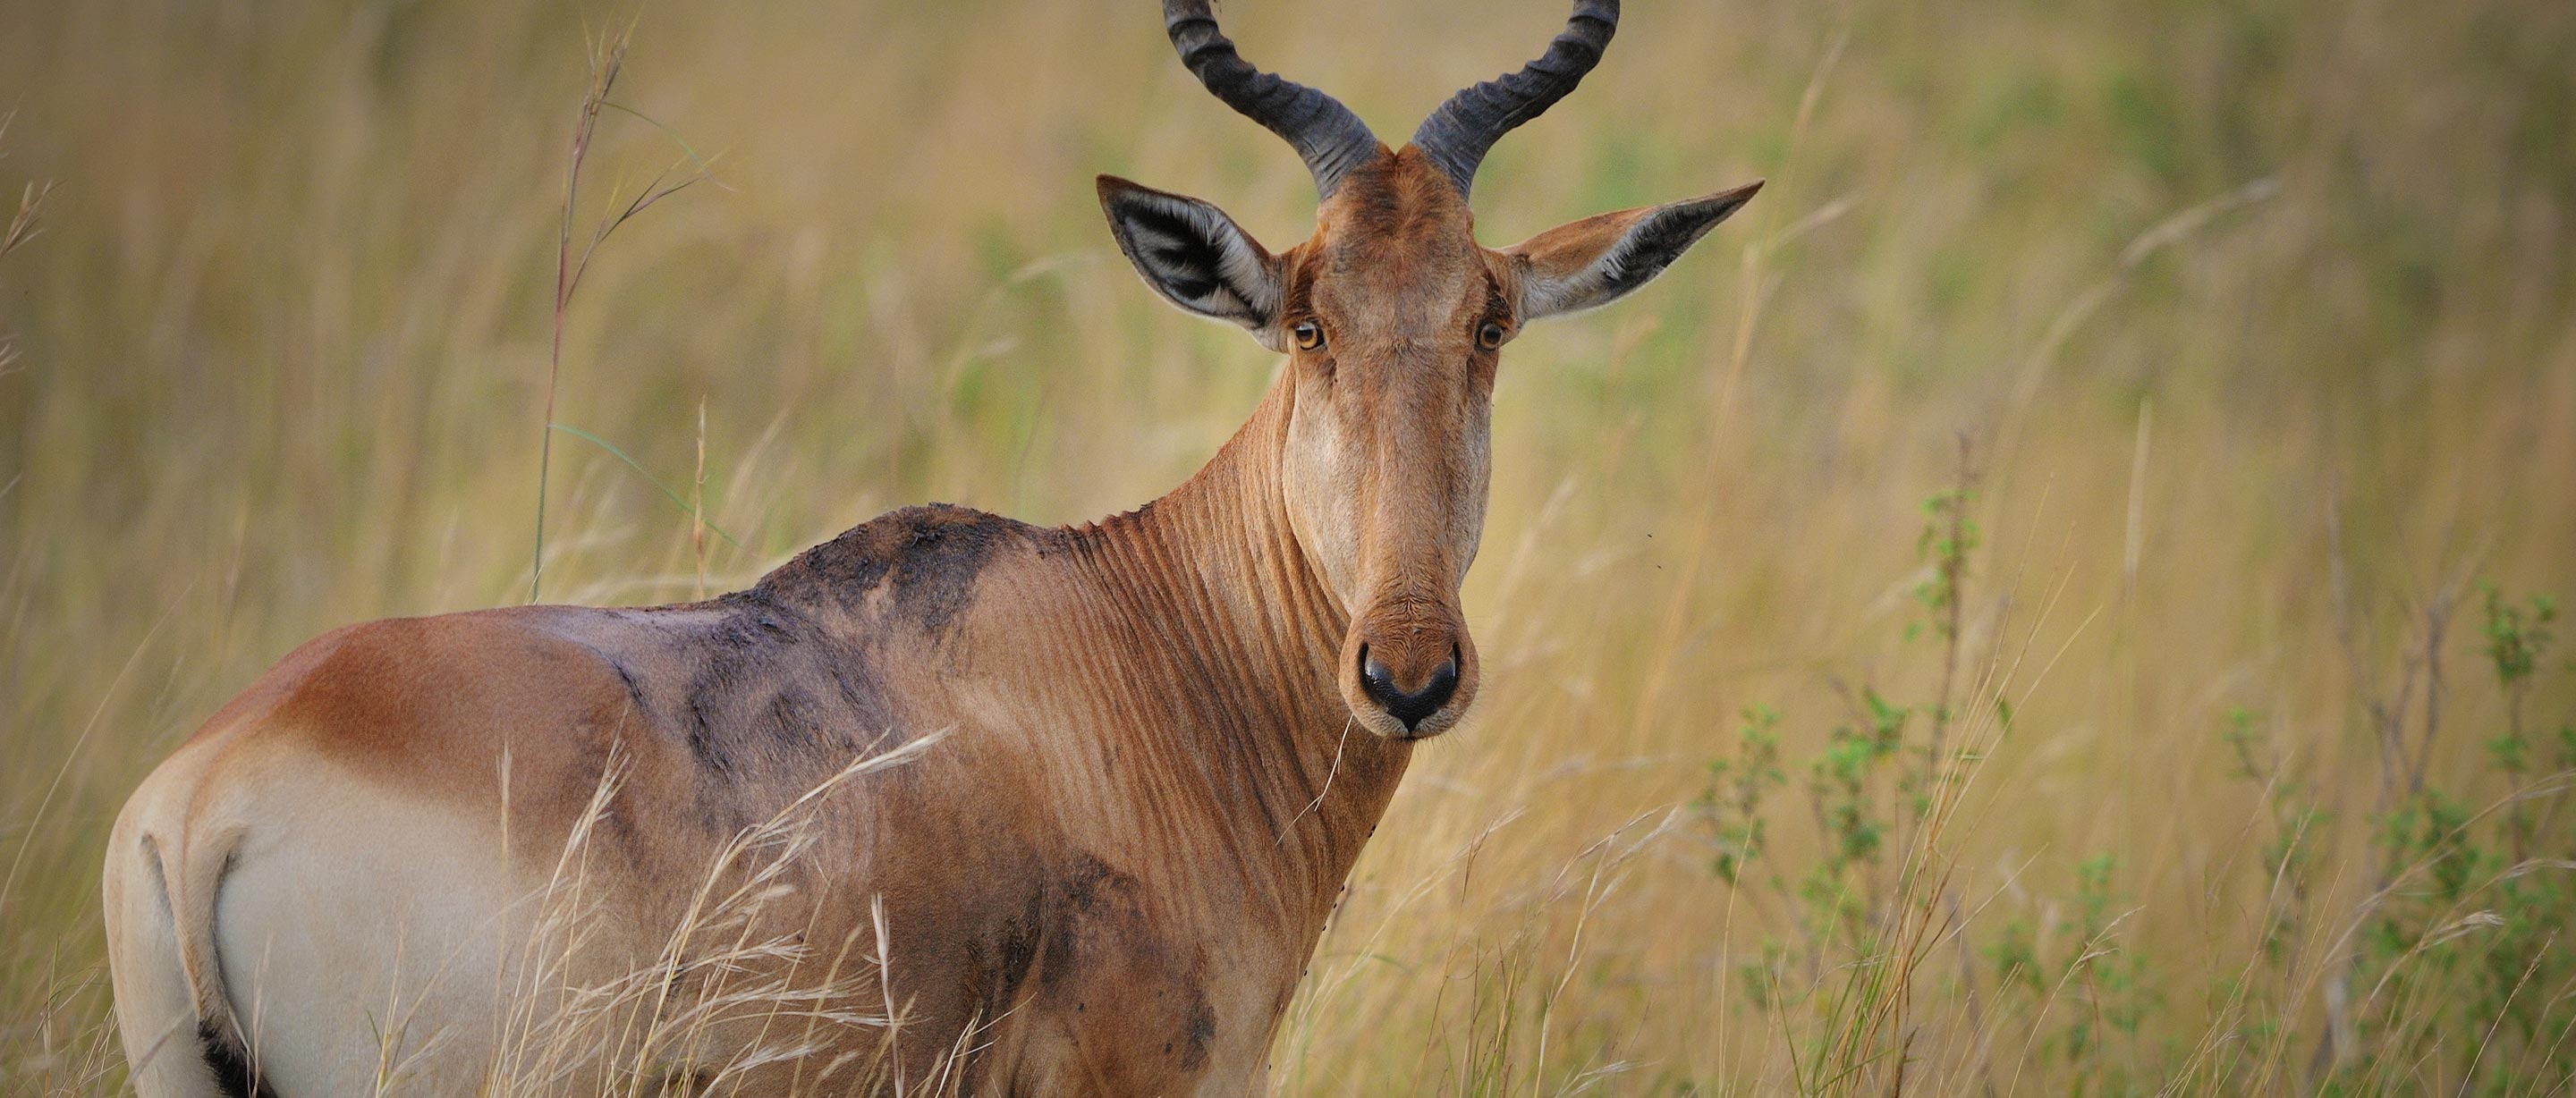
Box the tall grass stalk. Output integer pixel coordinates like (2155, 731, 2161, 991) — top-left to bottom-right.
(534, 19, 714, 604)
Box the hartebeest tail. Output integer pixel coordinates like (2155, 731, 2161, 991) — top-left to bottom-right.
(107, 2, 1758, 1094)
(104, 778, 254, 1097)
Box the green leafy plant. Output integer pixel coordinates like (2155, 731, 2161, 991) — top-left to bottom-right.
(2222, 580, 2575, 1095)
(1692, 445, 2166, 1094)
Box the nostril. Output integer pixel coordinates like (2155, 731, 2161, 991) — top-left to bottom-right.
(1356, 643, 1464, 731)
(1426, 649, 1460, 695)
(1358, 645, 1404, 711)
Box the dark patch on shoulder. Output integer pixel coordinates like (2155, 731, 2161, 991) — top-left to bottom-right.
(1038, 853, 1150, 990)
(678, 600, 809, 777)
(1179, 985, 1218, 1069)
(683, 693, 727, 775)
(765, 687, 826, 744)
(758, 504, 1056, 640)
(576, 594, 903, 832)
(964, 887, 1047, 1027)
(199, 1021, 277, 1098)
(605, 655, 650, 716)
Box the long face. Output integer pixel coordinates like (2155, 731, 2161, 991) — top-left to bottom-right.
(1279, 153, 1503, 739)
(1104, 0, 1759, 739)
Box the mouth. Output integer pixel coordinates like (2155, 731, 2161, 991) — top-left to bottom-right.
(1347, 705, 1458, 741)
(1390, 715, 1460, 742)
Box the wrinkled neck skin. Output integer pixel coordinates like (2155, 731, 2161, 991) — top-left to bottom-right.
(849, 367, 1425, 1091)
(1042, 372, 1411, 918)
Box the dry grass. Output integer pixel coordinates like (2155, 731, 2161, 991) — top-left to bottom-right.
(3, 0, 2572, 1094)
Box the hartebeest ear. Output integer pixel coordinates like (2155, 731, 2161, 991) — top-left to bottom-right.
(1097, 175, 1284, 344)
(1505, 181, 1763, 321)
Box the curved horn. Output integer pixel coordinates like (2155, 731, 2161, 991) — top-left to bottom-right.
(1411, 0, 1619, 198)
(1165, 0, 1381, 198)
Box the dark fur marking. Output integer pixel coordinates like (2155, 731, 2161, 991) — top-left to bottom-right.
(683, 692, 729, 775)
(1599, 206, 1722, 295)
(552, 634, 658, 864)
(198, 1021, 276, 1098)
(1344, 173, 1406, 226)
(1038, 854, 1151, 992)
(550, 591, 902, 836)
(606, 655, 650, 716)
(667, 593, 841, 788)
(971, 888, 1046, 1022)
(765, 687, 819, 739)
(996, 892, 1044, 1002)
(1180, 987, 1217, 1069)
(761, 504, 1039, 643)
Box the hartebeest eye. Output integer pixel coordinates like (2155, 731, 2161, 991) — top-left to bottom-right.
(1477, 321, 1508, 351)
(1292, 321, 1326, 351)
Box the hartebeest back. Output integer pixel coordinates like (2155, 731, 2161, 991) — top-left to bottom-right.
(103, 2, 1756, 1094)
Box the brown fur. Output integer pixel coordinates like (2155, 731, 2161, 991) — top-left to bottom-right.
(104, 147, 1751, 1096)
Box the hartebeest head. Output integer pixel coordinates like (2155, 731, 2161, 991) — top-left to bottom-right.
(1100, 0, 1758, 740)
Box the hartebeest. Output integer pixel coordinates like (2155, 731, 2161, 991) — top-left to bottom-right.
(104, 2, 1755, 1094)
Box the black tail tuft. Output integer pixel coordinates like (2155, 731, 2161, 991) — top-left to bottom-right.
(197, 1021, 277, 1098)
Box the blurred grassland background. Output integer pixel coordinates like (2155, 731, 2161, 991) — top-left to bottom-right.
(4, 0, 2574, 1094)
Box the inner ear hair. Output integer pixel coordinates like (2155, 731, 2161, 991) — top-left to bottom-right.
(1098, 177, 1282, 333)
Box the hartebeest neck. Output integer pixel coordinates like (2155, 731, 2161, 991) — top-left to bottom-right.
(1057, 372, 1411, 925)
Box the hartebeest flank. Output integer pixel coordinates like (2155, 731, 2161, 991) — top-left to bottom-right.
(104, 1, 1756, 1094)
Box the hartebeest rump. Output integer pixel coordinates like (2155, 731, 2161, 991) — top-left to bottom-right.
(103, 1, 1756, 1094)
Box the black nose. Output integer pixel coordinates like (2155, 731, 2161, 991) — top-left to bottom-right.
(1358, 644, 1461, 731)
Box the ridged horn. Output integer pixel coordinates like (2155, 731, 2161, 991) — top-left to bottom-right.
(1411, 0, 1619, 198)
(1164, 0, 1382, 197)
